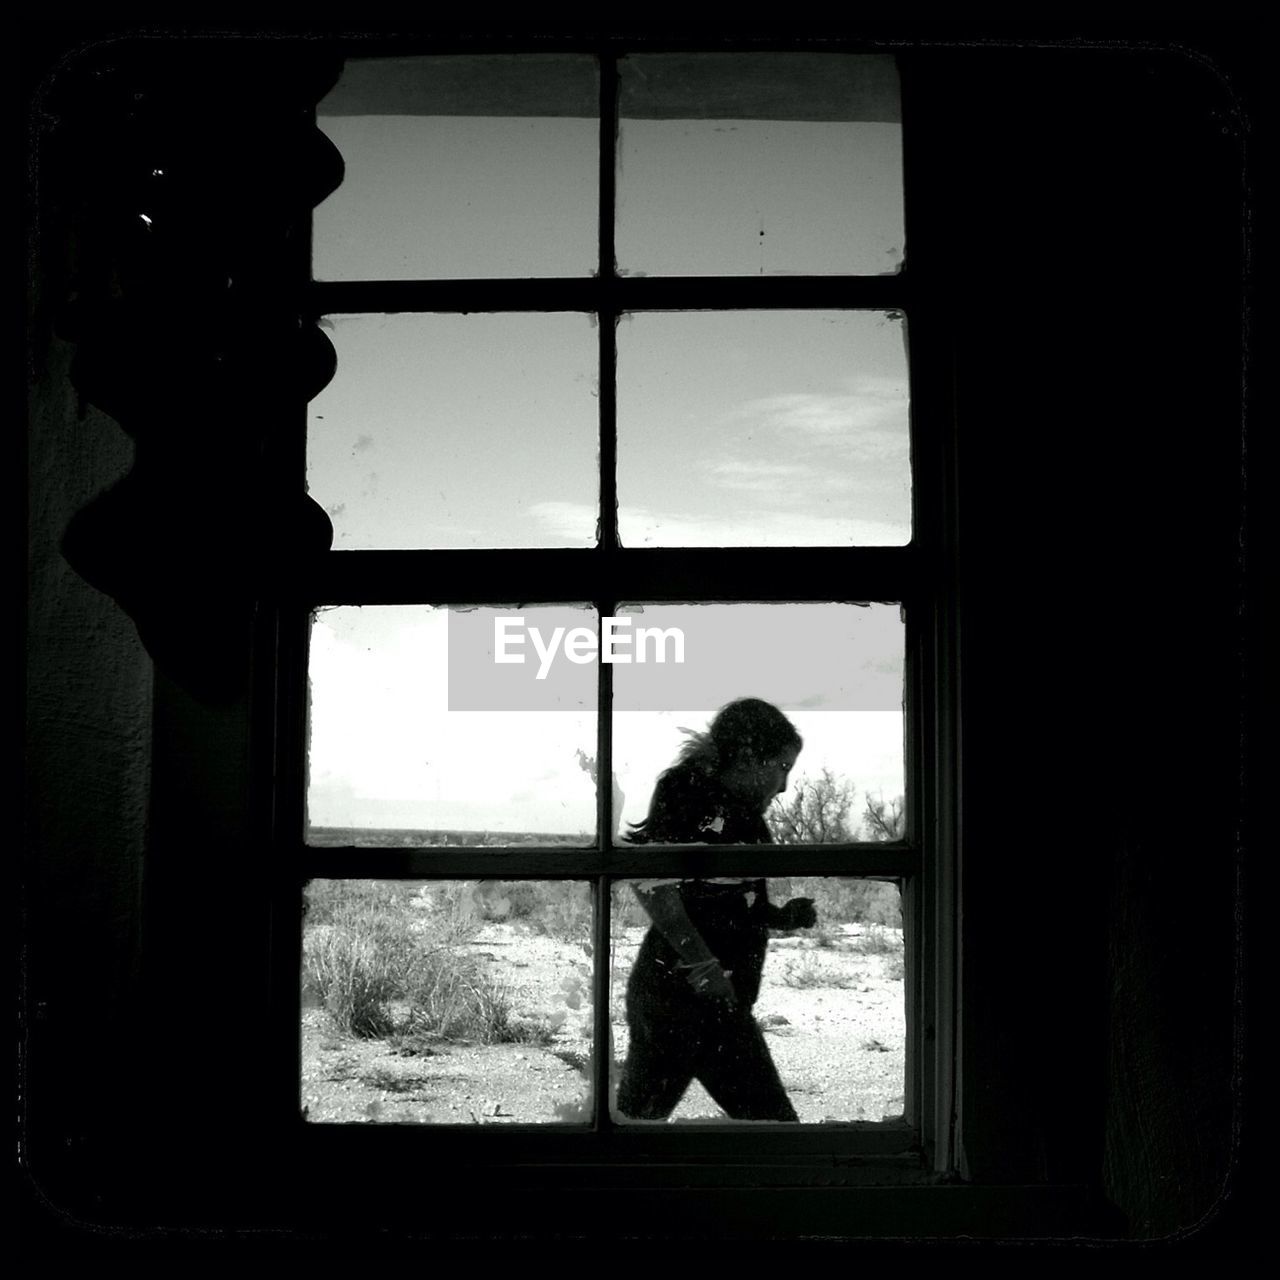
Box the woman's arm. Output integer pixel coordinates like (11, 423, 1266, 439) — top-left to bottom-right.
(632, 882, 737, 1004)
(765, 896, 818, 930)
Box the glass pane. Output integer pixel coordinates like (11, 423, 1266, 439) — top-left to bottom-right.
(610, 878, 904, 1123)
(308, 313, 598, 549)
(303, 880, 595, 1124)
(617, 311, 910, 547)
(611, 603, 905, 842)
(307, 606, 597, 844)
(314, 55, 598, 280)
(617, 53, 903, 277)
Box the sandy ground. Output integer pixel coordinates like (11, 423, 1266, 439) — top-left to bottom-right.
(301, 921, 905, 1126)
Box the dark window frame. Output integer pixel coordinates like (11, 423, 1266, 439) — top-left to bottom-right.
(268, 39, 961, 1177)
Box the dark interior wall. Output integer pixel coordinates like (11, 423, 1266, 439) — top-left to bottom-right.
(933, 46, 1248, 1235)
(22, 26, 1256, 1250)
(25, 327, 154, 1213)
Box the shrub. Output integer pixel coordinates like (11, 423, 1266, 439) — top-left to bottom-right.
(767, 769, 856, 844)
(848, 923, 903, 957)
(808, 920, 844, 949)
(466, 881, 594, 947)
(524, 882, 593, 946)
(304, 919, 403, 1038)
(779, 953, 859, 990)
(770, 877, 903, 929)
(303, 879, 537, 1044)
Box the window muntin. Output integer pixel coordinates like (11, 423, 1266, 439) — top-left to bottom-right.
(297, 47, 931, 1147)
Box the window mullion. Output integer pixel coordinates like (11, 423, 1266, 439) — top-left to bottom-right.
(306, 276, 910, 317)
(299, 844, 921, 881)
(592, 50, 621, 1133)
(299, 547, 918, 605)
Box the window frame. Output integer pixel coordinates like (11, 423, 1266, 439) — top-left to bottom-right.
(269, 39, 960, 1177)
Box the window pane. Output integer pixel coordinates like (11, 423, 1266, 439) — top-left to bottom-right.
(610, 878, 904, 1123)
(314, 55, 599, 280)
(617, 311, 910, 547)
(617, 53, 903, 277)
(307, 606, 597, 844)
(308, 313, 598, 549)
(303, 880, 595, 1124)
(611, 602, 905, 841)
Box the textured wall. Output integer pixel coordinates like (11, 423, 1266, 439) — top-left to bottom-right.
(25, 324, 154, 1185)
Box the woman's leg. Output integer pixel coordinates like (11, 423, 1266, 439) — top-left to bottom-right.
(616, 935, 697, 1120)
(615, 1006, 696, 1120)
(695, 1013, 799, 1122)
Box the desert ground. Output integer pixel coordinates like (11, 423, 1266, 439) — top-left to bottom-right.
(302, 917, 905, 1126)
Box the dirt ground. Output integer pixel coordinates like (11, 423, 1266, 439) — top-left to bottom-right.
(301, 921, 906, 1126)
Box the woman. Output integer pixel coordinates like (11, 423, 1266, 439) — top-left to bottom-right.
(616, 698, 817, 1122)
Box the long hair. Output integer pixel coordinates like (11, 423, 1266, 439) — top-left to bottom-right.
(674, 698, 802, 775)
(627, 698, 802, 841)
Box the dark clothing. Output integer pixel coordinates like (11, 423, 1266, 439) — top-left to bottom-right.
(615, 983, 795, 1122)
(617, 764, 798, 1122)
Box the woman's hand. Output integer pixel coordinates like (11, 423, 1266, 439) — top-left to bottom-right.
(774, 897, 818, 930)
(679, 957, 738, 1005)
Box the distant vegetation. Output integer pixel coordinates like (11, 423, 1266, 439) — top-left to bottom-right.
(307, 827, 590, 849)
(303, 880, 591, 1043)
(303, 772, 906, 1044)
(767, 772, 906, 930)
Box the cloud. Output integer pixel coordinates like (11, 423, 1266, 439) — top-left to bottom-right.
(701, 458, 858, 498)
(727, 376, 910, 458)
(531, 498, 908, 547)
(528, 500, 601, 543)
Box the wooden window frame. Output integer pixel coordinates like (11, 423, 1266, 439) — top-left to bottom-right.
(265, 38, 960, 1180)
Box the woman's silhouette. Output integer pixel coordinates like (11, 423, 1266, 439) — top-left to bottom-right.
(616, 698, 817, 1122)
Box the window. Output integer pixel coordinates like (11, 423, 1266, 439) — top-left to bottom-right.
(285, 43, 957, 1173)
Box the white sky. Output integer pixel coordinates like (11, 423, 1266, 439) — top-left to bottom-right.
(308, 605, 904, 836)
(306, 58, 907, 837)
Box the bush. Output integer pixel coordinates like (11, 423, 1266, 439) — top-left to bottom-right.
(848, 923, 902, 957)
(303, 885, 424, 1036)
(779, 953, 859, 990)
(465, 881, 594, 947)
(767, 769, 856, 844)
(302, 880, 541, 1044)
(769, 877, 902, 929)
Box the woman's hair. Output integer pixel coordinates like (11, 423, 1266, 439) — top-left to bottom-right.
(626, 699, 802, 843)
(675, 698, 803, 775)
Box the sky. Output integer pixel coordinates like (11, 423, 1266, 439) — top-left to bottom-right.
(308, 604, 905, 836)
(305, 56, 907, 837)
